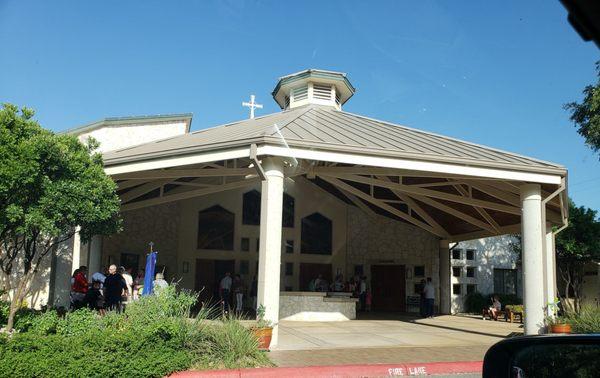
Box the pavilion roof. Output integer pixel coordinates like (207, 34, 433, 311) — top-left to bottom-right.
(102, 105, 565, 176)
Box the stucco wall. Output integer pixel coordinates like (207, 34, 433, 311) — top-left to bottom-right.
(77, 121, 187, 153)
(451, 235, 522, 313)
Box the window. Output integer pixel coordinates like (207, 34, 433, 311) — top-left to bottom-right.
(301, 212, 332, 255)
(256, 238, 260, 253)
(285, 262, 294, 276)
(242, 190, 261, 225)
(414, 282, 424, 294)
(285, 240, 294, 254)
(240, 260, 249, 275)
(466, 284, 477, 295)
(414, 266, 425, 277)
(452, 267, 461, 277)
(197, 205, 234, 250)
(452, 249, 462, 260)
(466, 249, 475, 260)
(494, 268, 518, 295)
(241, 237, 250, 252)
(242, 190, 295, 227)
(466, 267, 475, 278)
(282, 193, 295, 228)
(453, 284, 462, 295)
(354, 265, 364, 277)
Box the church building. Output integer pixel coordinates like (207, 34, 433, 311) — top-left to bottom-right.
(45, 69, 567, 347)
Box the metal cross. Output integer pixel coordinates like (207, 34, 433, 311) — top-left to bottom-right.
(242, 94, 263, 119)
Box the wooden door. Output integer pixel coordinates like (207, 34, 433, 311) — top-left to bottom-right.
(371, 265, 406, 311)
(196, 259, 215, 304)
(299, 263, 332, 291)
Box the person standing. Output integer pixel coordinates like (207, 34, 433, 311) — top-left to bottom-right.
(423, 277, 435, 318)
(104, 264, 127, 312)
(249, 275, 257, 311)
(91, 267, 107, 289)
(71, 266, 88, 310)
(133, 269, 145, 299)
(219, 272, 232, 315)
(232, 274, 244, 315)
(121, 267, 134, 303)
(153, 272, 168, 292)
(359, 276, 367, 311)
(419, 279, 427, 318)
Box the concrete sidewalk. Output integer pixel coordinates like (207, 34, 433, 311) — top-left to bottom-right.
(271, 314, 521, 367)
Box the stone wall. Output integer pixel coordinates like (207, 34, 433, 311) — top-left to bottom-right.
(346, 206, 440, 307)
(102, 202, 180, 279)
(279, 292, 356, 321)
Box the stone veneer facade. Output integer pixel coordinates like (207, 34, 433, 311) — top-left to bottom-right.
(96, 181, 441, 312)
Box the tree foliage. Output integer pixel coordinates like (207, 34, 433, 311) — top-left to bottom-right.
(555, 200, 600, 313)
(0, 104, 121, 331)
(564, 62, 600, 158)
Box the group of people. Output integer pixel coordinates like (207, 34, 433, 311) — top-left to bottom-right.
(218, 272, 257, 315)
(309, 274, 372, 311)
(70, 264, 168, 313)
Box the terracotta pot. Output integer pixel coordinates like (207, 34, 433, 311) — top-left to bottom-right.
(252, 327, 272, 350)
(550, 323, 572, 334)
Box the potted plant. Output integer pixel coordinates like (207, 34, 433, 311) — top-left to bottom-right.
(251, 304, 274, 350)
(546, 315, 572, 334)
(545, 298, 572, 334)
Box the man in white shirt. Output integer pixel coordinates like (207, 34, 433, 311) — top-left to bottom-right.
(121, 267, 134, 303)
(219, 272, 232, 314)
(423, 277, 435, 318)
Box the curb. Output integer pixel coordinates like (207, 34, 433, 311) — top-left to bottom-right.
(171, 361, 483, 377)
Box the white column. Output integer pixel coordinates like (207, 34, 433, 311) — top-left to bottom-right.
(88, 235, 103, 275)
(257, 157, 284, 348)
(70, 226, 82, 273)
(439, 240, 451, 314)
(544, 227, 556, 317)
(521, 184, 545, 335)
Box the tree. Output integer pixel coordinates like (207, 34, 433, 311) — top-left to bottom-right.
(0, 104, 122, 331)
(564, 62, 600, 158)
(555, 200, 600, 313)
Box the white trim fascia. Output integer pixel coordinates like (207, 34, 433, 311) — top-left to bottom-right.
(104, 147, 250, 176)
(257, 145, 563, 185)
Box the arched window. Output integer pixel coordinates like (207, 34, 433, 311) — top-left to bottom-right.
(197, 205, 234, 250)
(242, 190, 295, 228)
(301, 212, 332, 255)
(242, 190, 261, 225)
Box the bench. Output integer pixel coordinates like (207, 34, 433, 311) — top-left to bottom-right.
(505, 305, 523, 323)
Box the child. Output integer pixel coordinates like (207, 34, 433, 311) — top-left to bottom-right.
(365, 290, 372, 312)
(86, 280, 106, 316)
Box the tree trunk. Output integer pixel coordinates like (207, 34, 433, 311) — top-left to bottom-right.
(5, 272, 32, 332)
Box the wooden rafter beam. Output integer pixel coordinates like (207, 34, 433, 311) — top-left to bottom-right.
(323, 173, 521, 215)
(117, 179, 148, 190)
(320, 176, 445, 237)
(120, 178, 174, 204)
(453, 183, 501, 233)
(338, 188, 378, 219)
(121, 178, 259, 212)
(376, 176, 450, 238)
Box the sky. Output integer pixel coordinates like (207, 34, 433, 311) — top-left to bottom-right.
(1, 1, 599, 210)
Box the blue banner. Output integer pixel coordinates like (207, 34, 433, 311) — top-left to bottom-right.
(142, 252, 157, 296)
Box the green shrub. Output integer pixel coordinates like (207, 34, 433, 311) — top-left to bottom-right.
(0, 286, 270, 377)
(192, 318, 272, 370)
(567, 306, 600, 334)
(464, 292, 487, 314)
(496, 293, 522, 306)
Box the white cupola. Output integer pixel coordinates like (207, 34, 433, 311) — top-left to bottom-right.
(271, 69, 355, 111)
